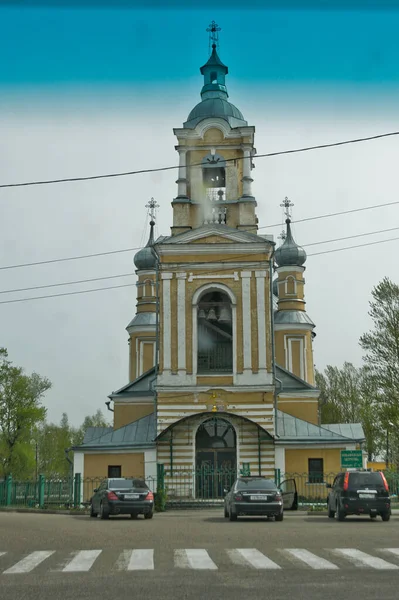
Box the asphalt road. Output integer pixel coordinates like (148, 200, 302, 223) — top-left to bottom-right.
(1, 510, 399, 600)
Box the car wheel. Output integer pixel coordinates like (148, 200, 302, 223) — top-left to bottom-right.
(100, 502, 109, 520)
(90, 503, 98, 518)
(130, 513, 138, 519)
(224, 505, 228, 518)
(229, 510, 237, 522)
(328, 506, 335, 519)
(381, 511, 391, 522)
(144, 511, 154, 520)
(335, 502, 346, 521)
(275, 512, 284, 522)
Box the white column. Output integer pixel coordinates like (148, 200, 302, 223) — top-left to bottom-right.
(176, 149, 187, 198)
(162, 273, 173, 372)
(275, 447, 285, 481)
(177, 273, 186, 374)
(241, 148, 253, 197)
(241, 271, 252, 372)
(255, 270, 267, 372)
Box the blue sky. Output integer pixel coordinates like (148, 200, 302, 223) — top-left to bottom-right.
(2, 6, 399, 90)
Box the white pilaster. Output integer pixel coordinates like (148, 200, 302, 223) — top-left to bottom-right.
(241, 271, 252, 372)
(241, 149, 253, 197)
(275, 447, 285, 481)
(177, 273, 187, 374)
(176, 149, 187, 198)
(255, 270, 267, 372)
(162, 273, 173, 372)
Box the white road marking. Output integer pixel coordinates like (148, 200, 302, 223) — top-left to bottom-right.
(332, 549, 399, 570)
(284, 549, 338, 570)
(228, 548, 281, 569)
(174, 549, 217, 570)
(127, 549, 154, 570)
(381, 549, 399, 558)
(62, 550, 102, 572)
(4, 551, 54, 574)
(0, 553, 6, 558)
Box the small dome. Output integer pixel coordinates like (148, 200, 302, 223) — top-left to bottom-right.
(134, 221, 157, 271)
(275, 219, 307, 268)
(184, 98, 247, 129)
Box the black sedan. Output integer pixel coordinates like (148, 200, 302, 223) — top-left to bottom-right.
(224, 476, 289, 521)
(90, 477, 154, 520)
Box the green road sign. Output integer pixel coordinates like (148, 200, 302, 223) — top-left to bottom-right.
(341, 450, 363, 469)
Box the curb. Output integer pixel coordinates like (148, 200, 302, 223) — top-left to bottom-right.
(0, 508, 89, 516)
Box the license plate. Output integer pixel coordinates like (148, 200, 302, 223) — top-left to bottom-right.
(359, 493, 375, 499)
(250, 495, 268, 501)
(124, 494, 139, 500)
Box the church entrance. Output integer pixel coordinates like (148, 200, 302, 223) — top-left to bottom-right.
(195, 417, 237, 499)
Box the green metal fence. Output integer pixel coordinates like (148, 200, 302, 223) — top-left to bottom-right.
(1, 468, 398, 510)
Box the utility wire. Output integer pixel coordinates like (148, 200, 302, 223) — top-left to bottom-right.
(1, 130, 398, 189)
(0, 235, 398, 305)
(1, 199, 398, 272)
(1, 225, 396, 296)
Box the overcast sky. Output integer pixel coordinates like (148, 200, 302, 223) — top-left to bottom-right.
(1, 4, 398, 427)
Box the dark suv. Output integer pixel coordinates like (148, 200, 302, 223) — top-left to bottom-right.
(327, 471, 391, 521)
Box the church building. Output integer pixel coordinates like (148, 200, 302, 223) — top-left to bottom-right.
(73, 24, 365, 502)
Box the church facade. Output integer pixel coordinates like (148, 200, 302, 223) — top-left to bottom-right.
(73, 27, 365, 501)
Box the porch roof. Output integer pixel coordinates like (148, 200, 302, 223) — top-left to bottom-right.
(72, 412, 156, 451)
(275, 410, 365, 445)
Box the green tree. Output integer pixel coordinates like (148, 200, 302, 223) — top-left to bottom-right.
(360, 277, 399, 426)
(73, 409, 110, 446)
(36, 413, 75, 478)
(0, 348, 51, 478)
(316, 362, 383, 460)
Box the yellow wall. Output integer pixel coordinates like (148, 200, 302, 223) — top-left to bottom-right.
(278, 400, 318, 424)
(113, 403, 154, 429)
(83, 453, 144, 479)
(285, 448, 342, 473)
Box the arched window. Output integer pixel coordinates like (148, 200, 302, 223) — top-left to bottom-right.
(210, 71, 218, 84)
(197, 290, 233, 373)
(202, 153, 226, 203)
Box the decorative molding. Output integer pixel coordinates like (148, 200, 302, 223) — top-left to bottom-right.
(188, 272, 239, 282)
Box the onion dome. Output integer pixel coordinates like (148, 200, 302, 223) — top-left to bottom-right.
(134, 221, 157, 271)
(275, 218, 307, 268)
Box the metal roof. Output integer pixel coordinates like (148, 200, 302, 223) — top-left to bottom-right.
(322, 423, 365, 440)
(74, 413, 155, 450)
(126, 312, 156, 330)
(109, 367, 156, 399)
(184, 98, 247, 129)
(274, 310, 315, 327)
(276, 410, 365, 444)
(82, 426, 113, 445)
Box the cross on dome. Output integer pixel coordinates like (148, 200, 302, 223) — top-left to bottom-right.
(145, 197, 160, 223)
(206, 20, 221, 53)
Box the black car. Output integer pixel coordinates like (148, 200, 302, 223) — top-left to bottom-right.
(224, 476, 297, 521)
(90, 477, 154, 520)
(327, 470, 391, 521)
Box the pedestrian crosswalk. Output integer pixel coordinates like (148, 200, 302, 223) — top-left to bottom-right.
(1, 548, 399, 574)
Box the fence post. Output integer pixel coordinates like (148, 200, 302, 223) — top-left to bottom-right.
(274, 468, 281, 487)
(5, 475, 12, 506)
(73, 473, 81, 508)
(156, 464, 166, 512)
(38, 474, 45, 508)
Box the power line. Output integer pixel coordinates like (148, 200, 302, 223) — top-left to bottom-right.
(259, 200, 399, 230)
(1, 224, 395, 296)
(0, 283, 136, 305)
(1, 130, 398, 190)
(0, 272, 135, 295)
(0, 235, 398, 305)
(1, 198, 398, 272)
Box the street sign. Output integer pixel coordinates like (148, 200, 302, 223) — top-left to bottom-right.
(341, 450, 363, 469)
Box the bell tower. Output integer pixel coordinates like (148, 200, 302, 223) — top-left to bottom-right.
(171, 21, 258, 236)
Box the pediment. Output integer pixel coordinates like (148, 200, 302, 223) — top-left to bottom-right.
(161, 224, 268, 246)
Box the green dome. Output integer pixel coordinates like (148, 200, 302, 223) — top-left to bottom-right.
(184, 98, 247, 129)
(134, 221, 157, 271)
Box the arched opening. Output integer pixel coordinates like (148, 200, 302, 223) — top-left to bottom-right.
(197, 290, 233, 374)
(210, 71, 218, 84)
(196, 417, 237, 499)
(202, 153, 226, 203)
